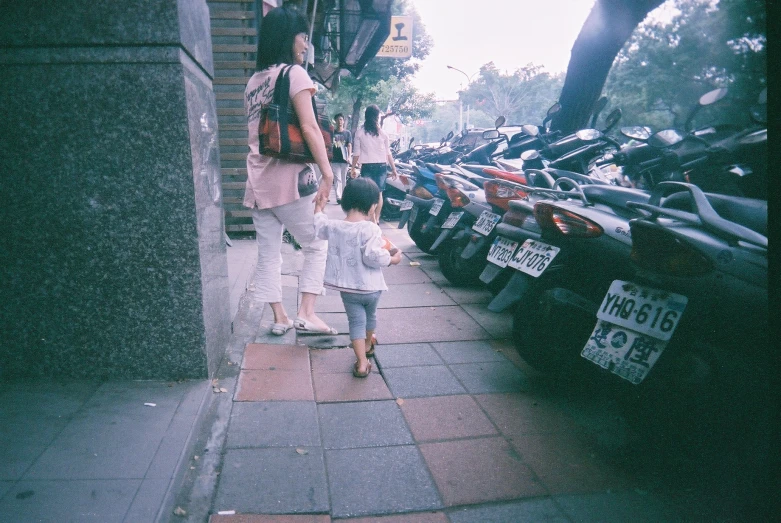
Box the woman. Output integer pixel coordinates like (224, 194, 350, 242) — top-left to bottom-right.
(351, 105, 399, 223)
(243, 5, 336, 336)
(330, 113, 352, 204)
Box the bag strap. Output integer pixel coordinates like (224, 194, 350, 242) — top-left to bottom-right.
(273, 65, 293, 155)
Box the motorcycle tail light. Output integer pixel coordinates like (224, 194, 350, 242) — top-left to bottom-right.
(630, 221, 713, 276)
(445, 186, 470, 208)
(412, 185, 434, 199)
(483, 180, 529, 211)
(534, 202, 603, 238)
(435, 173, 449, 192)
(399, 173, 413, 186)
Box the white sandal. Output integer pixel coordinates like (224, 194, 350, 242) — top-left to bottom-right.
(270, 319, 294, 336)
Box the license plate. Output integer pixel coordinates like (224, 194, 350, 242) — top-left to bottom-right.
(399, 199, 413, 211)
(486, 236, 519, 268)
(581, 321, 669, 385)
(429, 198, 444, 216)
(441, 211, 464, 229)
(409, 205, 418, 224)
(507, 239, 560, 277)
(580, 281, 689, 385)
(472, 210, 501, 236)
(596, 280, 688, 341)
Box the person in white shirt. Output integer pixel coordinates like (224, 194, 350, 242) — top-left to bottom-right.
(351, 104, 399, 223)
(313, 178, 402, 377)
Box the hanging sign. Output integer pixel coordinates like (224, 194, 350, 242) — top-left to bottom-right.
(376, 16, 413, 58)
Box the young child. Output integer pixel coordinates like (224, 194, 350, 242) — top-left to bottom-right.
(313, 178, 402, 377)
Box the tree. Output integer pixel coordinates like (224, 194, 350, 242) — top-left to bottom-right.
(552, 0, 665, 133)
(462, 62, 564, 125)
(325, 0, 433, 134)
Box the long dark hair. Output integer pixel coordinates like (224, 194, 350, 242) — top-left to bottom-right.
(363, 105, 381, 137)
(256, 6, 309, 70)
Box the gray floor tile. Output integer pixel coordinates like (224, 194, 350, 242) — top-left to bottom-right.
(317, 401, 413, 449)
(374, 343, 444, 368)
(439, 284, 493, 305)
(554, 490, 684, 522)
(383, 264, 432, 285)
(326, 446, 442, 518)
(448, 498, 569, 523)
(462, 303, 514, 339)
(449, 362, 530, 394)
(123, 478, 168, 523)
(381, 284, 456, 308)
(383, 366, 467, 398)
(431, 340, 509, 364)
(226, 401, 320, 448)
(0, 479, 141, 523)
(376, 307, 491, 344)
(0, 382, 98, 480)
(25, 382, 186, 480)
(0, 481, 13, 500)
(214, 447, 329, 514)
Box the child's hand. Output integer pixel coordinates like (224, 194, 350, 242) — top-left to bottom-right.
(389, 250, 402, 265)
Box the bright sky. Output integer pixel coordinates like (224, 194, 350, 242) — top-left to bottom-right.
(409, 0, 597, 100)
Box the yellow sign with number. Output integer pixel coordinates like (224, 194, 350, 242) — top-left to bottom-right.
(376, 16, 413, 58)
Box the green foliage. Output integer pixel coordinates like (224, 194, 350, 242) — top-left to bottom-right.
(603, 0, 766, 131)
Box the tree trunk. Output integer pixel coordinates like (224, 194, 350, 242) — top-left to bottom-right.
(552, 0, 665, 134)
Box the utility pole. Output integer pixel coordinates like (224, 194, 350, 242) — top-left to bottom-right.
(447, 65, 477, 130)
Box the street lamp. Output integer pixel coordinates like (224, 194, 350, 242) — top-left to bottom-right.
(447, 65, 477, 131)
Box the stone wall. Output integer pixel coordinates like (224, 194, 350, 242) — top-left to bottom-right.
(0, 0, 230, 379)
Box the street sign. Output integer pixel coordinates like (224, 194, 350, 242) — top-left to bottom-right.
(376, 16, 413, 58)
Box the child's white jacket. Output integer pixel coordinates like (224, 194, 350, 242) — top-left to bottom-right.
(314, 212, 391, 292)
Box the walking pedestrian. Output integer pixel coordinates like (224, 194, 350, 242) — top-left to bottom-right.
(330, 113, 352, 204)
(313, 178, 402, 377)
(243, 5, 336, 336)
(351, 104, 398, 223)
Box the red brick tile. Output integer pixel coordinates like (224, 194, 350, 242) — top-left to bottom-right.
(235, 369, 314, 401)
(209, 515, 330, 523)
(510, 431, 637, 495)
(242, 344, 311, 371)
(333, 512, 448, 522)
(419, 437, 546, 506)
(474, 393, 582, 436)
(400, 395, 497, 442)
(312, 372, 392, 402)
(310, 348, 379, 374)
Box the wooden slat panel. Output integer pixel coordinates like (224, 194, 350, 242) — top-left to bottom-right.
(215, 61, 256, 69)
(226, 224, 256, 232)
(222, 153, 247, 160)
(223, 197, 245, 204)
(223, 182, 247, 190)
(210, 10, 255, 19)
(208, 0, 254, 3)
(222, 168, 247, 175)
(225, 210, 253, 217)
(220, 139, 247, 146)
(217, 108, 246, 116)
(211, 27, 256, 37)
(216, 92, 245, 100)
(219, 124, 248, 131)
(213, 45, 255, 53)
(214, 77, 252, 85)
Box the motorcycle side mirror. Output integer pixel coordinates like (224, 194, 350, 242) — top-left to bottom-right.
(521, 124, 539, 136)
(648, 129, 685, 148)
(621, 126, 652, 141)
(684, 87, 729, 132)
(494, 115, 506, 128)
(699, 87, 729, 106)
(758, 87, 767, 105)
(446, 130, 454, 141)
(521, 149, 540, 161)
(576, 129, 602, 141)
(542, 102, 561, 128)
(602, 108, 622, 132)
(482, 129, 500, 140)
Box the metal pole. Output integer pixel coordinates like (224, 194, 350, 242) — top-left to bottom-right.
(459, 99, 463, 132)
(305, 0, 318, 71)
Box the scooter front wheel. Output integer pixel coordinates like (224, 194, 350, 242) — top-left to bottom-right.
(407, 208, 437, 253)
(438, 239, 483, 286)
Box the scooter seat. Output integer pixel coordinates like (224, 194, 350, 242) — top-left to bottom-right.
(458, 164, 493, 175)
(665, 192, 768, 236)
(482, 167, 528, 185)
(581, 185, 651, 212)
(425, 163, 448, 173)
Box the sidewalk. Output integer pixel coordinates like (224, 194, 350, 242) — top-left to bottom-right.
(173, 203, 688, 523)
(0, 202, 723, 522)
